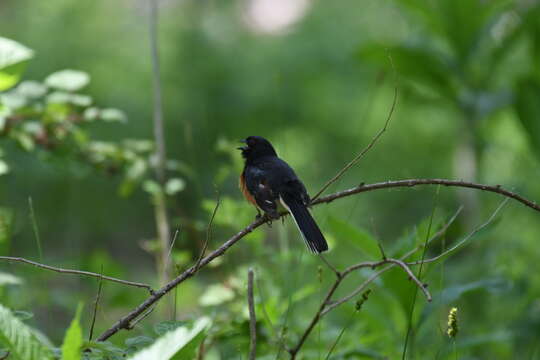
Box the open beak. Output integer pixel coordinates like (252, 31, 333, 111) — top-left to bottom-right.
(237, 139, 247, 151)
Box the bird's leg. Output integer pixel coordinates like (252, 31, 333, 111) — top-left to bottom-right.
(255, 208, 262, 220)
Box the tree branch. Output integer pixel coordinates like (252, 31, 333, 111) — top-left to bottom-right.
(312, 179, 540, 212)
(96, 178, 537, 341)
(0, 256, 153, 293)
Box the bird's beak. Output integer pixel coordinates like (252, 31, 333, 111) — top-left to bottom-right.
(237, 139, 247, 151)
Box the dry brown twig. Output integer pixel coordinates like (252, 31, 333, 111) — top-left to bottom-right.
(88, 266, 105, 341)
(0, 256, 153, 293)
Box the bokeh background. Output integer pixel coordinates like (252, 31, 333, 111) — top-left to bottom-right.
(1, 0, 540, 358)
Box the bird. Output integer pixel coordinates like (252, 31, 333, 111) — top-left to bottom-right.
(238, 136, 328, 253)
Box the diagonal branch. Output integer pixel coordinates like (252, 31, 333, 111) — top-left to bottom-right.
(96, 178, 538, 341)
(0, 256, 153, 293)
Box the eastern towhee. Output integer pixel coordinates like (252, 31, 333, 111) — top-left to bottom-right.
(238, 136, 328, 253)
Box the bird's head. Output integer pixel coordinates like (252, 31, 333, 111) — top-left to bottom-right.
(238, 136, 277, 161)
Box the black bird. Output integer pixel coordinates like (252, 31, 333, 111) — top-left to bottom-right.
(238, 136, 328, 253)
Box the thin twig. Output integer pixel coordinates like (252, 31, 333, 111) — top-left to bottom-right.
(388, 258, 431, 301)
(28, 197, 43, 261)
(97, 179, 535, 341)
(407, 199, 509, 266)
(127, 306, 156, 330)
(255, 270, 277, 338)
(0, 256, 153, 293)
(312, 53, 398, 201)
(289, 281, 342, 359)
(322, 266, 392, 317)
(195, 189, 220, 272)
(248, 268, 257, 360)
(403, 188, 439, 360)
(166, 228, 180, 272)
(317, 253, 340, 277)
(325, 289, 372, 360)
(167, 228, 181, 319)
(89, 265, 104, 341)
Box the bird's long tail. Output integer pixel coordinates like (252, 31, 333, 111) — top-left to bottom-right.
(279, 193, 328, 253)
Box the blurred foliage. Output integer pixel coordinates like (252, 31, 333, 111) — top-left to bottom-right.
(1, 0, 540, 359)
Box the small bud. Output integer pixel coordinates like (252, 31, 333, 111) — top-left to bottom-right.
(447, 307, 458, 338)
(355, 289, 372, 311)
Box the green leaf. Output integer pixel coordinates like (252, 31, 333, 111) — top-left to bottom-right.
(0, 272, 22, 286)
(82, 340, 125, 359)
(0, 159, 9, 176)
(142, 180, 162, 196)
(16, 81, 47, 99)
(47, 92, 92, 107)
(100, 108, 127, 123)
(127, 317, 210, 360)
(326, 216, 380, 258)
(0, 304, 54, 360)
(199, 284, 235, 306)
(515, 77, 540, 157)
(45, 70, 89, 92)
(61, 303, 84, 360)
(125, 336, 154, 353)
(0, 37, 34, 91)
(13, 311, 33, 321)
(14, 131, 35, 152)
(0, 207, 13, 244)
(419, 278, 510, 327)
(164, 178, 185, 196)
(359, 44, 455, 100)
(154, 321, 186, 336)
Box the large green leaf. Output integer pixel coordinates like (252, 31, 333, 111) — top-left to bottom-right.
(327, 216, 380, 259)
(0, 37, 34, 91)
(515, 77, 540, 157)
(359, 44, 456, 101)
(127, 317, 210, 360)
(418, 278, 510, 328)
(0, 304, 53, 360)
(61, 304, 84, 360)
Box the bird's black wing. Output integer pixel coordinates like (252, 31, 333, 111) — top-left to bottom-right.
(243, 163, 279, 218)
